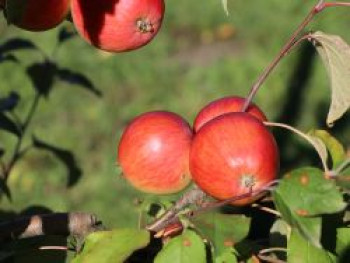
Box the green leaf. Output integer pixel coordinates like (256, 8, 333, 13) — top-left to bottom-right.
(154, 230, 206, 263)
(336, 228, 350, 261)
(72, 229, 150, 263)
(215, 249, 238, 263)
(310, 31, 350, 126)
(274, 167, 345, 217)
(270, 219, 290, 248)
(288, 230, 336, 263)
(309, 130, 346, 168)
(307, 131, 329, 171)
(191, 211, 250, 257)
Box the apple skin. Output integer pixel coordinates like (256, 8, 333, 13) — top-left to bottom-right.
(194, 96, 267, 132)
(71, 0, 165, 52)
(118, 111, 193, 194)
(6, 0, 70, 31)
(190, 112, 279, 205)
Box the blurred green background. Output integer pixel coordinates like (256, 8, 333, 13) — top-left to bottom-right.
(0, 0, 349, 229)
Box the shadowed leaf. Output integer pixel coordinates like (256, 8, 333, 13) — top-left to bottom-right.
(310, 32, 350, 126)
(26, 61, 57, 97)
(32, 137, 82, 187)
(0, 113, 20, 136)
(0, 38, 37, 54)
(56, 68, 101, 96)
(58, 26, 77, 44)
(0, 54, 18, 64)
(0, 92, 20, 112)
(72, 229, 150, 263)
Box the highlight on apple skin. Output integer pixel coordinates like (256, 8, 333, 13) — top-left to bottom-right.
(190, 112, 279, 205)
(118, 111, 193, 194)
(71, 0, 165, 52)
(193, 96, 267, 132)
(6, 0, 70, 31)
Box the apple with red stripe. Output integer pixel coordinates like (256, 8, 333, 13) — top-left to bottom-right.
(190, 112, 279, 205)
(5, 0, 70, 31)
(118, 111, 193, 194)
(71, 0, 165, 52)
(194, 96, 267, 132)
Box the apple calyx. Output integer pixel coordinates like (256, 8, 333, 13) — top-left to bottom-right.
(136, 18, 154, 33)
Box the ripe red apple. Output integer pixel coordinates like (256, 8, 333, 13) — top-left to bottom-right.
(71, 0, 165, 52)
(118, 111, 193, 194)
(6, 0, 70, 31)
(194, 96, 267, 132)
(190, 112, 279, 205)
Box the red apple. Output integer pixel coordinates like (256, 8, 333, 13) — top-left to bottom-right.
(118, 111, 193, 194)
(190, 112, 279, 205)
(71, 0, 165, 52)
(194, 96, 267, 132)
(6, 0, 70, 31)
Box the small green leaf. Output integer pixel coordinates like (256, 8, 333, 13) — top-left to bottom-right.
(191, 211, 250, 257)
(215, 249, 238, 263)
(336, 228, 350, 261)
(310, 31, 350, 126)
(72, 229, 150, 263)
(154, 230, 206, 263)
(309, 130, 346, 168)
(288, 230, 336, 263)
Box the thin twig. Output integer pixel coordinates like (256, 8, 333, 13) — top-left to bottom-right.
(252, 204, 282, 217)
(38, 246, 70, 251)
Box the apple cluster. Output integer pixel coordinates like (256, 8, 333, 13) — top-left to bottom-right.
(4, 0, 165, 52)
(118, 96, 280, 206)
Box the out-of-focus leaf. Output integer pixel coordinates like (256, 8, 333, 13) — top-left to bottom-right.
(0, 54, 18, 64)
(336, 166, 350, 189)
(0, 91, 20, 112)
(32, 137, 82, 187)
(273, 167, 346, 248)
(72, 229, 150, 263)
(309, 130, 346, 168)
(310, 31, 350, 126)
(0, 177, 12, 201)
(336, 228, 350, 262)
(191, 211, 250, 257)
(154, 230, 206, 263)
(0, 112, 20, 136)
(56, 68, 101, 97)
(58, 26, 77, 44)
(0, 146, 4, 158)
(288, 230, 336, 263)
(221, 0, 229, 15)
(26, 61, 57, 97)
(0, 38, 37, 54)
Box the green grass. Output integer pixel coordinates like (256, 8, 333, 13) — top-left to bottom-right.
(0, 0, 349, 228)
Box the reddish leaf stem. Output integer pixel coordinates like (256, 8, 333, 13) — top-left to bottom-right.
(242, 0, 350, 112)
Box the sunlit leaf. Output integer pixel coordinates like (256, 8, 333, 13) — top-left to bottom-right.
(310, 31, 350, 126)
(191, 211, 250, 257)
(215, 249, 237, 263)
(33, 137, 82, 187)
(309, 130, 346, 168)
(154, 230, 206, 263)
(72, 229, 150, 263)
(288, 230, 336, 263)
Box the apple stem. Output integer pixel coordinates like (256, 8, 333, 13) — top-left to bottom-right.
(264, 121, 330, 173)
(241, 0, 349, 112)
(252, 203, 281, 217)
